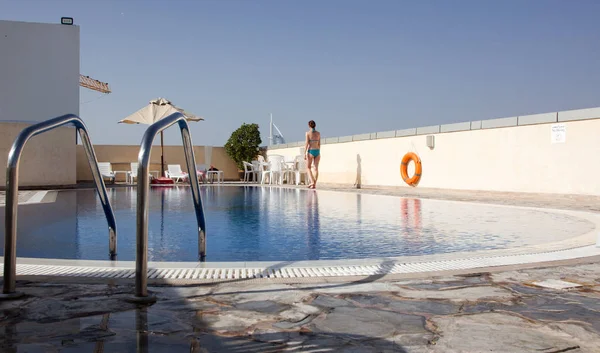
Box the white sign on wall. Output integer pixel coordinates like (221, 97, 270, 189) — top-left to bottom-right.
(551, 123, 566, 144)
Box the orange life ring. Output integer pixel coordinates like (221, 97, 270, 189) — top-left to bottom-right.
(400, 152, 422, 187)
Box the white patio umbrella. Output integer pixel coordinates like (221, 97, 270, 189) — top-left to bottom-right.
(118, 97, 203, 176)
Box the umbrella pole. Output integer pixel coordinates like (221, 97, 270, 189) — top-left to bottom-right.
(161, 131, 165, 177)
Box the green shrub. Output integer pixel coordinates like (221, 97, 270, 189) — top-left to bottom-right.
(224, 123, 262, 170)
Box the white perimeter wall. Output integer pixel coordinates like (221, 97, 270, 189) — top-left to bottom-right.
(0, 20, 79, 187)
(268, 107, 600, 196)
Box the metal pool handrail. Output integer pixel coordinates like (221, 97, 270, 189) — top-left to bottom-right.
(135, 112, 206, 298)
(2, 114, 117, 297)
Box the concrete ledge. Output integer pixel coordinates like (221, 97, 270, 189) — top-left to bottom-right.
(376, 130, 396, 139)
(482, 117, 517, 129)
(440, 122, 471, 133)
(518, 112, 557, 126)
(7, 245, 600, 282)
(396, 128, 417, 137)
(265, 106, 600, 153)
(558, 107, 600, 122)
(352, 133, 371, 141)
(416, 125, 440, 135)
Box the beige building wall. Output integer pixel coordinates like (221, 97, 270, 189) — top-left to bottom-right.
(0, 123, 76, 187)
(0, 20, 80, 188)
(268, 107, 600, 196)
(76, 145, 239, 182)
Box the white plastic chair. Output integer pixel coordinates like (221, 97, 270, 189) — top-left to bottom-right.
(165, 164, 188, 183)
(98, 162, 115, 183)
(243, 161, 255, 182)
(282, 157, 297, 184)
(254, 160, 267, 182)
(285, 155, 304, 184)
(295, 158, 309, 185)
(262, 155, 285, 185)
(254, 160, 268, 183)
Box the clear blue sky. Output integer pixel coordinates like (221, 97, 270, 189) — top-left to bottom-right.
(2, 0, 599, 146)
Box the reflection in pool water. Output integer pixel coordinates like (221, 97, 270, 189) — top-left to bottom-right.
(0, 186, 594, 262)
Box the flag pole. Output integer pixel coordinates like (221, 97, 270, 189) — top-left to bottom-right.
(160, 130, 165, 176)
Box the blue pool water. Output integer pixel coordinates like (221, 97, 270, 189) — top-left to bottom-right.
(0, 186, 594, 262)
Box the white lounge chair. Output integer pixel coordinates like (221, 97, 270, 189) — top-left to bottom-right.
(127, 162, 155, 184)
(165, 164, 188, 183)
(127, 162, 138, 184)
(98, 162, 116, 183)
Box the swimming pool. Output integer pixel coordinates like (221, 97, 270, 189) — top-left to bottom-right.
(0, 186, 595, 262)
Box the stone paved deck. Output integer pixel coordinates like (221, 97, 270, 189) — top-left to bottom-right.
(286, 183, 600, 213)
(0, 190, 40, 207)
(2, 262, 600, 352)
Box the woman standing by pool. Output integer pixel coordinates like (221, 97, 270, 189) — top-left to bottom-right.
(304, 120, 321, 189)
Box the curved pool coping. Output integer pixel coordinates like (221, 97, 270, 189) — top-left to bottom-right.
(2, 188, 600, 283)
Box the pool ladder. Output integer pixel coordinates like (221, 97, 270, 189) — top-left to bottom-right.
(1, 115, 117, 298)
(1, 112, 207, 302)
(133, 112, 206, 301)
